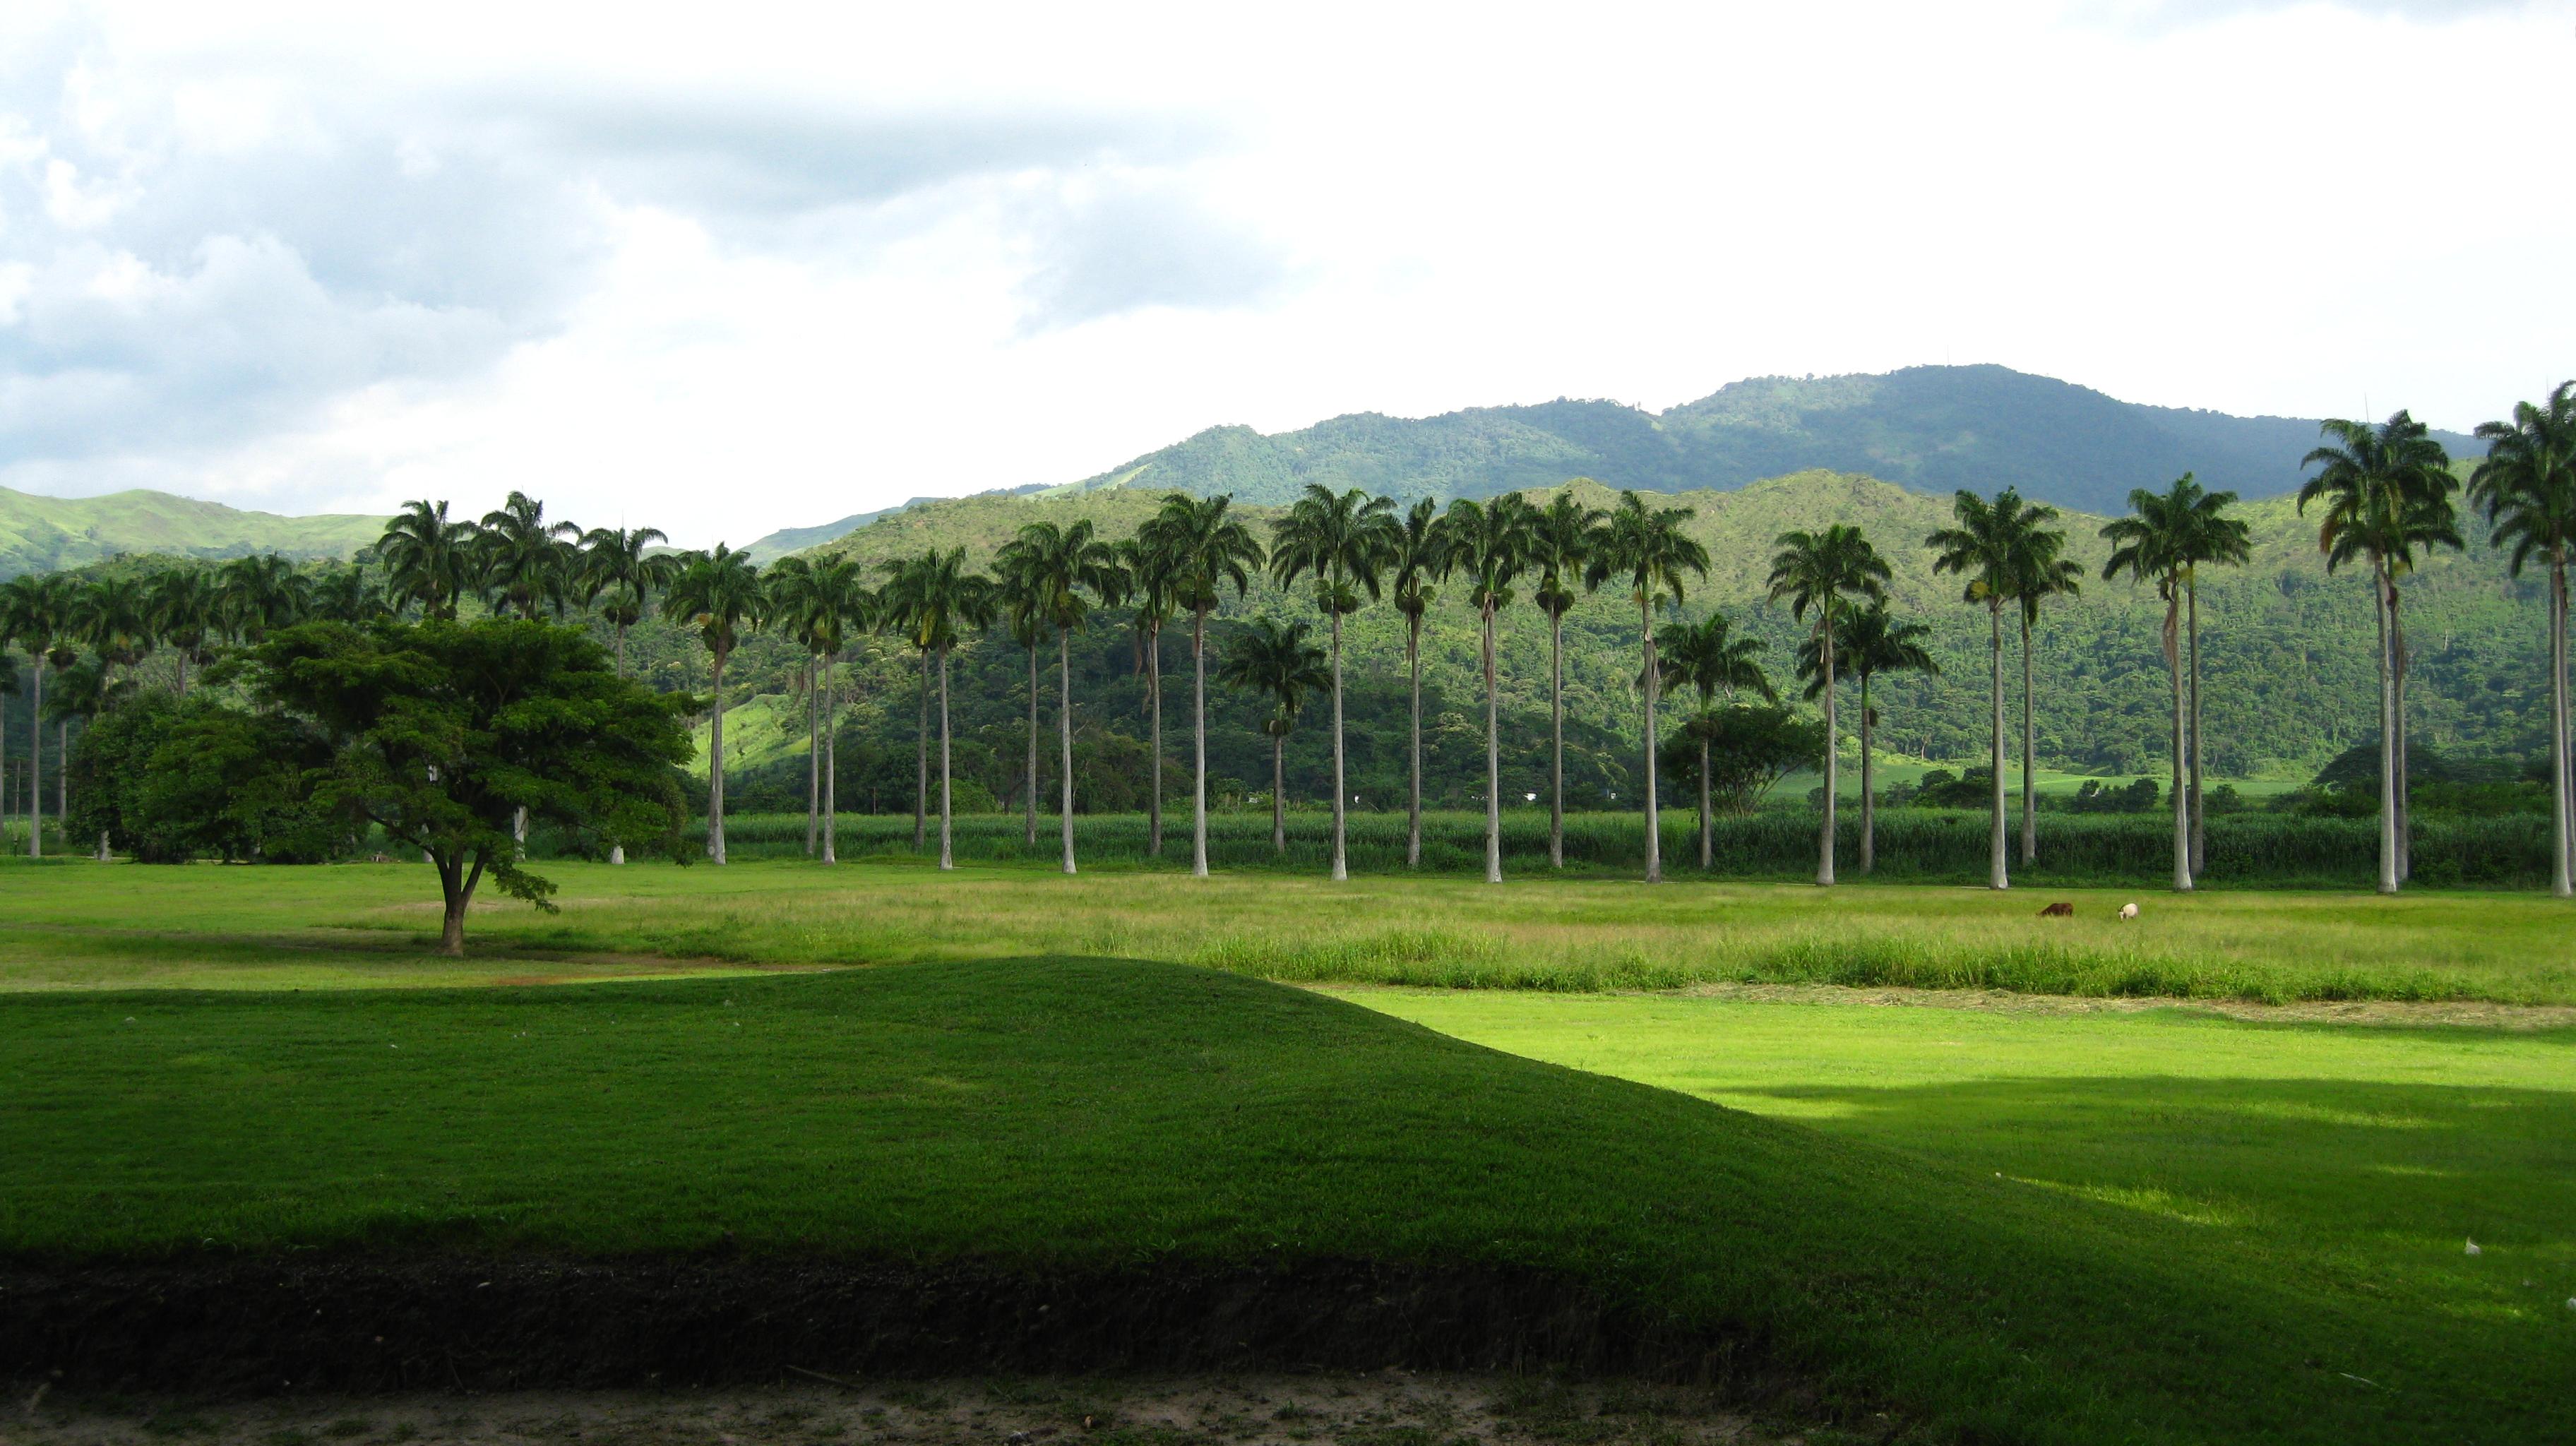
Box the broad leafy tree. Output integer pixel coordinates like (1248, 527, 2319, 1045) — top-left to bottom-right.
(1530, 487, 1604, 868)
(1138, 493, 1263, 878)
(2471, 381, 2576, 897)
(1767, 525, 1890, 886)
(238, 619, 690, 954)
(1217, 617, 1330, 855)
(2298, 412, 2458, 893)
(1438, 494, 1537, 884)
(1663, 610, 1773, 870)
(996, 520, 1127, 875)
(1270, 485, 1398, 882)
(660, 544, 765, 865)
(1586, 491, 1708, 883)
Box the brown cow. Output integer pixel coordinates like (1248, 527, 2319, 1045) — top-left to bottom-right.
(2037, 902, 2075, 917)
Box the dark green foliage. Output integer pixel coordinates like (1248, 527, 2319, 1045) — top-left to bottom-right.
(1657, 705, 1821, 812)
(66, 692, 342, 862)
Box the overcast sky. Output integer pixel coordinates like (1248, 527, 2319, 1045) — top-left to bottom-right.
(1, 0, 2569, 546)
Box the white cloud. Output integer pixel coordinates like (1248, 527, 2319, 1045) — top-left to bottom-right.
(0, 0, 2568, 544)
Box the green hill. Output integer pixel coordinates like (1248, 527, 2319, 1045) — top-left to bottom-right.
(0, 486, 385, 579)
(1056, 364, 2483, 516)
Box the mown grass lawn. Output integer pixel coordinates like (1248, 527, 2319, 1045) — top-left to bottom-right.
(6, 856, 2572, 1004)
(2, 957, 2570, 1445)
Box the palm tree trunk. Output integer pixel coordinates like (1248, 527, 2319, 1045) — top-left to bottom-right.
(708, 649, 727, 866)
(1698, 730, 1712, 871)
(2019, 611, 2036, 868)
(1407, 611, 1423, 869)
(1642, 602, 1662, 884)
(1193, 608, 1210, 878)
(1025, 643, 1040, 847)
(614, 621, 627, 679)
(822, 656, 839, 866)
(1272, 730, 1286, 855)
(1328, 609, 1347, 883)
(1147, 623, 1164, 859)
(1059, 631, 1077, 876)
(1550, 609, 1566, 869)
(1986, 599, 2008, 890)
(2553, 560, 2572, 898)
(914, 650, 929, 852)
(25, 662, 40, 859)
(1859, 674, 1876, 875)
(2167, 592, 2191, 892)
(1483, 605, 1501, 884)
(1818, 614, 1837, 888)
(2187, 581, 2205, 876)
(804, 661, 819, 856)
(2391, 595, 2411, 883)
(939, 645, 955, 871)
(2374, 566, 2399, 894)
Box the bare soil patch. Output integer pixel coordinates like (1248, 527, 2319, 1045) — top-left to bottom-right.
(1654, 980, 2576, 1029)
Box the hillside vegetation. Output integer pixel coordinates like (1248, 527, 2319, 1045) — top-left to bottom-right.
(0, 486, 386, 578)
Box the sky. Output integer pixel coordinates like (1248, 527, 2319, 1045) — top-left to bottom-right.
(0, 0, 2569, 547)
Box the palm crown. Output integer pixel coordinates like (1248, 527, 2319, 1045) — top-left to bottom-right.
(1270, 484, 1397, 614)
(2297, 412, 2459, 577)
(2470, 381, 2576, 576)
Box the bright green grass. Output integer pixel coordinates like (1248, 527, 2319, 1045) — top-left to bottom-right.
(1351, 988, 2576, 1358)
(6, 858, 2572, 1005)
(0, 958, 2565, 1444)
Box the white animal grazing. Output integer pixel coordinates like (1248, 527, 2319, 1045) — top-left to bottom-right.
(2465, 1238, 2481, 1257)
(2118, 902, 2140, 921)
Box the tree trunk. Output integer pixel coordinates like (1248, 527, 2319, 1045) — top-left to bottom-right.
(1482, 604, 1501, 884)
(1407, 611, 1423, 869)
(1550, 609, 1566, 869)
(2167, 592, 2192, 892)
(939, 645, 956, 872)
(914, 649, 929, 852)
(614, 620, 628, 679)
(25, 662, 40, 859)
(1059, 631, 1077, 876)
(1986, 599, 2008, 890)
(822, 655, 839, 866)
(2553, 559, 2572, 898)
(2374, 566, 2399, 894)
(1859, 674, 1876, 874)
(1698, 730, 1712, 871)
(804, 660, 818, 856)
(1642, 603, 1662, 884)
(2019, 610, 2036, 868)
(1192, 608, 1210, 878)
(2187, 581, 2205, 876)
(438, 854, 485, 957)
(1147, 622, 1164, 858)
(1329, 609, 1347, 882)
(1272, 731, 1286, 854)
(513, 807, 527, 860)
(1025, 643, 1040, 847)
(2391, 593, 2411, 883)
(707, 649, 727, 866)
(1818, 613, 1837, 887)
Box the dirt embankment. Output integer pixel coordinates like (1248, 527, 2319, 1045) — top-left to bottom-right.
(1, 1255, 1762, 1399)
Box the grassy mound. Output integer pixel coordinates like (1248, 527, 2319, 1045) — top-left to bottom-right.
(1, 958, 2559, 1441)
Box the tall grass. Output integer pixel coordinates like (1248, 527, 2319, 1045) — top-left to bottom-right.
(680, 806, 2556, 888)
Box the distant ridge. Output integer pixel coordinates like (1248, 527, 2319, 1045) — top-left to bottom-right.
(0, 487, 386, 580)
(1063, 364, 2480, 515)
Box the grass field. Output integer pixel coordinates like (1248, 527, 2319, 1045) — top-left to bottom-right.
(6, 856, 2571, 1004)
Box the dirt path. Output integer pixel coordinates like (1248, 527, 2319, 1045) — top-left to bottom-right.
(6, 1375, 1778, 1446)
(1660, 980, 2576, 1029)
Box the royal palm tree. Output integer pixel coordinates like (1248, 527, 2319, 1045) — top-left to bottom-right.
(1663, 611, 1773, 870)
(2471, 381, 2576, 897)
(1386, 498, 1448, 868)
(1586, 492, 1708, 883)
(1139, 493, 1264, 878)
(0, 575, 70, 856)
(661, 544, 765, 865)
(377, 500, 482, 621)
(879, 549, 996, 871)
(76, 576, 155, 686)
(145, 567, 220, 693)
(578, 525, 676, 677)
(762, 555, 832, 856)
(1767, 525, 1890, 887)
(996, 520, 1127, 876)
(1117, 533, 1181, 858)
(809, 561, 876, 866)
(1270, 485, 1398, 883)
(217, 554, 312, 643)
(309, 562, 389, 626)
(1438, 494, 1537, 884)
(2298, 412, 2458, 893)
(2165, 477, 2252, 875)
(1928, 488, 2047, 890)
(43, 658, 116, 856)
(2102, 482, 2198, 891)
(994, 549, 1051, 847)
(479, 492, 579, 619)
(1530, 486, 1605, 868)
(2007, 514, 2080, 867)
(1217, 617, 1331, 855)
(1800, 602, 1936, 875)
